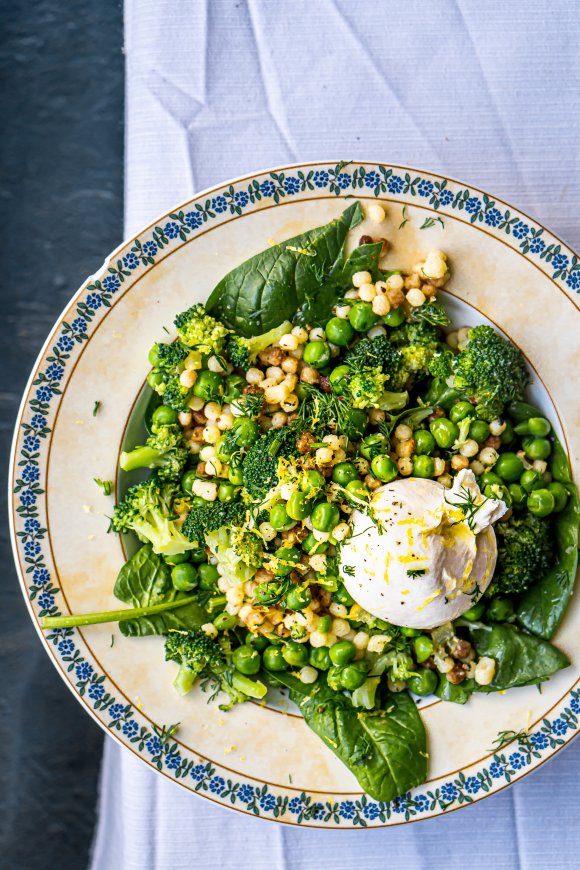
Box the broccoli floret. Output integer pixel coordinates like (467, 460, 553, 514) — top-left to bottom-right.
(230, 525, 264, 568)
(112, 478, 196, 556)
(428, 347, 454, 381)
(227, 321, 292, 370)
(411, 301, 451, 327)
(390, 320, 439, 347)
(344, 335, 404, 385)
(242, 427, 301, 499)
(453, 325, 529, 420)
(346, 366, 408, 411)
(153, 341, 190, 372)
(488, 513, 552, 596)
(165, 628, 227, 694)
(158, 377, 192, 412)
(182, 499, 246, 546)
(174, 303, 230, 353)
(119, 424, 189, 481)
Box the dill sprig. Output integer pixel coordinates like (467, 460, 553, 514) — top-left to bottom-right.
(94, 478, 113, 496)
(336, 484, 385, 535)
(406, 568, 426, 578)
(297, 383, 356, 434)
(93, 400, 101, 416)
(230, 393, 264, 419)
(399, 206, 409, 229)
(411, 301, 451, 327)
(445, 485, 489, 532)
(378, 405, 433, 450)
(490, 729, 533, 752)
(420, 216, 445, 230)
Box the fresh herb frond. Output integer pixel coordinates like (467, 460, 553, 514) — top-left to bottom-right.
(411, 301, 451, 327)
(343, 565, 356, 577)
(420, 216, 445, 230)
(93, 401, 101, 416)
(406, 568, 426, 578)
(490, 729, 532, 752)
(399, 206, 409, 229)
(297, 383, 355, 434)
(445, 485, 488, 532)
(337, 485, 385, 535)
(231, 393, 264, 419)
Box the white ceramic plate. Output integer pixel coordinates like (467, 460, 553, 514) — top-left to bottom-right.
(10, 162, 580, 827)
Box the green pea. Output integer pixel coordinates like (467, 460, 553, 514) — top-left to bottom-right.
(286, 491, 312, 521)
(213, 611, 237, 631)
(520, 469, 543, 492)
(480, 471, 503, 488)
(407, 668, 437, 696)
(332, 462, 359, 486)
(215, 435, 233, 462)
(164, 552, 190, 566)
(400, 627, 422, 637)
(548, 481, 569, 513)
(207, 594, 227, 614)
(523, 437, 551, 461)
(311, 502, 340, 532)
(147, 369, 164, 390)
(383, 306, 406, 327)
(463, 601, 486, 621)
(189, 545, 208, 564)
(193, 370, 223, 402)
(171, 563, 198, 591)
(413, 455, 434, 478)
(198, 563, 219, 589)
(360, 433, 386, 460)
(228, 460, 245, 486)
(495, 452, 524, 483)
(349, 301, 378, 332)
(469, 419, 490, 443)
(263, 646, 288, 671)
(325, 317, 354, 347)
(317, 615, 333, 633)
(329, 364, 351, 395)
(152, 404, 178, 426)
(484, 483, 511, 507)
(333, 584, 355, 607)
(449, 401, 476, 423)
(430, 417, 459, 449)
(300, 469, 326, 495)
(286, 585, 312, 611)
(343, 409, 368, 440)
(501, 421, 515, 445)
(371, 454, 398, 483)
(341, 661, 369, 691)
(269, 503, 295, 531)
(327, 665, 344, 691)
(508, 483, 527, 508)
(514, 416, 551, 437)
(345, 479, 369, 499)
(148, 344, 162, 366)
(217, 482, 237, 503)
(302, 532, 329, 556)
(329, 640, 356, 666)
(303, 340, 331, 369)
(309, 646, 332, 671)
(273, 546, 301, 577)
(413, 635, 434, 663)
(224, 374, 246, 402)
(414, 429, 436, 455)
(282, 641, 309, 667)
(527, 488, 555, 517)
(232, 645, 261, 675)
(486, 597, 514, 622)
(247, 632, 270, 651)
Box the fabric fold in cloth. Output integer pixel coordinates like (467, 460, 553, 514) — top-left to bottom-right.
(91, 1, 580, 867)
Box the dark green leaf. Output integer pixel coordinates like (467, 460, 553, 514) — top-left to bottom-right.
(290, 684, 427, 802)
(114, 545, 208, 636)
(205, 202, 364, 336)
(465, 623, 569, 690)
(518, 439, 579, 638)
(436, 675, 475, 704)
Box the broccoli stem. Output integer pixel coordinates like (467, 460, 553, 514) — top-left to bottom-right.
(120, 446, 164, 472)
(40, 595, 199, 629)
(174, 663, 198, 696)
(232, 671, 267, 699)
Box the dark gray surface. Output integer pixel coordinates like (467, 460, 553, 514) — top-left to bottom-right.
(0, 3, 123, 868)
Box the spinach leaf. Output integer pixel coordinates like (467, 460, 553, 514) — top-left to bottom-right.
(205, 202, 364, 336)
(465, 623, 569, 690)
(518, 439, 579, 638)
(435, 675, 475, 704)
(422, 381, 464, 410)
(114, 544, 208, 637)
(506, 399, 543, 423)
(290, 684, 427, 802)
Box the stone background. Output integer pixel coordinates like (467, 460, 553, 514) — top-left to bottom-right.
(1, 4, 123, 867)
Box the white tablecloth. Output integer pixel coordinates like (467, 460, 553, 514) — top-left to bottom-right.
(90, 2, 580, 867)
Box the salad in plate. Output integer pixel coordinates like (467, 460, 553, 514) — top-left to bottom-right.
(42, 201, 579, 801)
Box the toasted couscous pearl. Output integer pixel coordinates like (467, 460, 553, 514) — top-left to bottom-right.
(271, 411, 288, 428)
(386, 273, 404, 292)
(202, 623, 218, 639)
(279, 333, 298, 351)
(205, 457, 222, 476)
(372, 294, 390, 316)
(406, 288, 426, 307)
(309, 630, 328, 648)
(309, 327, 326, 341)
(259, 522, 276, 542)
(432, 457, 446, 477)
(329, 602, 348, 618)
(332, 522, 350, 541)
(397, 457, 413, 476)
(394, 423, 413, 441)
(459, 439, 479, 458)
(202, 423, 220, 444)
(437, 473, 453, 487)
(204, 402, 222, 420)
(474, 656, 496, 685)
(353, 270, 372, 288)
(451, 454, 469, 471)
(246, 367, 263, 384)
(291, 325, 308, 343)
(178, 410, 192, 427)
(489, 418, 507, 436)
(469, 460, 485, 476)
(299, 666, 319, 684)
(367, 324, 387, 338)
(353, 631, 370, 650)
(316, 446, 334, 465)
(358, 283, 376, 302)
(266, 365, 284, 382)
(192, 479, 218, 501)
(216, 411, 234, 430)
(200, 445, 216, 461)
(479, 447, 499, 466)
(335, 304, 351, 319)
(179, 369, 197, 388)
(333, 618, 351, 637)
(367, 635, 389, 653)
(367, 203, 386, 223)
(208, 355, 227, 374)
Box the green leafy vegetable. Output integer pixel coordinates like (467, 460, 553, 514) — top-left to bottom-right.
(290, 683, 427, 802)
(435, 675, 475, 704)
(205, 202, 364, 336)
(465, 623, 569, 690)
